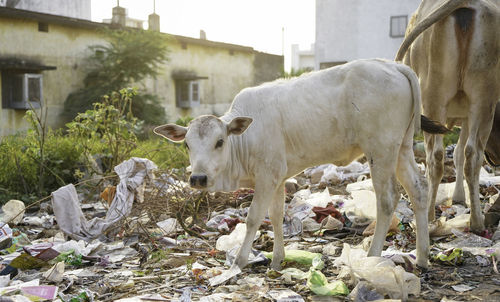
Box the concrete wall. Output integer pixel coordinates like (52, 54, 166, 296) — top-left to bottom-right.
(147, 40, 283, 120)
(0, 17, 105, 136)
(291, 44, 315, 71)
(315, 0, 420, 69)
(1, 0, 91, 20)
(152, 41, 254, 119)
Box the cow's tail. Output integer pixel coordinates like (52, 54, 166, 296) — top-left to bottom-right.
(395, 0, 470, 62)
(395, 64, 450, 135)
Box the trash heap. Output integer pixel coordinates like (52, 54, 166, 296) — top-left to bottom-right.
(1, 157, 499, 301)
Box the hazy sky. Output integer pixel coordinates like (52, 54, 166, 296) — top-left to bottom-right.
(90, 0, 316, 71)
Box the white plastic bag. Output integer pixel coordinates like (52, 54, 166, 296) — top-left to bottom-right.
(334, 243, 420, 300)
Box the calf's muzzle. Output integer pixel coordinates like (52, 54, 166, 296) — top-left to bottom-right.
(190, 174, 208, 188)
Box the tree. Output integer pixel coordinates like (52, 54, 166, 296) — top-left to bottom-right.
(63, 28, 170, 125)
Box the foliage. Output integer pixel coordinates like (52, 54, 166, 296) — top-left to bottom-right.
(414, 126, 460, 146)
(282, 67, 312, 79)
(443, 127, 460, 146)
(0, 89, 191, 205)
(0, 124, 81, 204)
(175, 116, 194, 127)
(66, 88, 141, 176)
(131, 138, 189, 170)
(63, 28, 170, 125)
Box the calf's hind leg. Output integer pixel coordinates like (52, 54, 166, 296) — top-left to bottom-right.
(396, 134, 429, 268)
(367, 155, 399, 258)
(269, 182, 285, 270)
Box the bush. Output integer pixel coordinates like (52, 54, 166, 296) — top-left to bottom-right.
(0, 89, 190, 205)
(0, 130, 82, 204)
(131, 138, 189, 170)
(66, 88, 141, 176)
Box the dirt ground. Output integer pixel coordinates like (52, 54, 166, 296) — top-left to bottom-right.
(1, 154, 500, 301)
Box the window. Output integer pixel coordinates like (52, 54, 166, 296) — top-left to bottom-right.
(2, 72, 43, 109)
(176, 80, 200, 108)
(38, 22, 49, 32)
(390, 15, 408, 38)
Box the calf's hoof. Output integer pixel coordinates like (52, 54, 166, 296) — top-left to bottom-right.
(234, 256, 248, 270)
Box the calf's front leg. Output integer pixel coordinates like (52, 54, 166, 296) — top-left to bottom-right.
(233, 179, 278, 269)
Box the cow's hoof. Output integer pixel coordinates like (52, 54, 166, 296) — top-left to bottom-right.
(428, 211, 436, 222)
(270, 260, 282, 271)
(470, 223, 485, 235)
(452, 199, 467, 207)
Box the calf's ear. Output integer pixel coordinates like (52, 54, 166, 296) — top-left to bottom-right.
(153, 124, 187, 142)
(227, 117, 253, 135)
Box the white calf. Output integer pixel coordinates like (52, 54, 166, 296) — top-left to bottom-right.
(155, 59, 435, 269)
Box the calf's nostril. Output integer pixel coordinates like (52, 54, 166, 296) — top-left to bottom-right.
(189, 175, 208, 188)
(199, 175, 207, 187)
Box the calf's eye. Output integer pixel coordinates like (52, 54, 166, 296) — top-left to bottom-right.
(215, 139, 224, 149)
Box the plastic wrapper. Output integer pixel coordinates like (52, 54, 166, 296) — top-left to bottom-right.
(334, 243, 420, 300)
(307, 269, 349, 296)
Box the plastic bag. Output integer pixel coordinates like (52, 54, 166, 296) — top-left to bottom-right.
(334, 243, 420, 300)
(307, 268, 349, 296)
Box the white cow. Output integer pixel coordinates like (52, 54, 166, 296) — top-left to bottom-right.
(396, 0, 500, 233)
(155, 59, 444, 270)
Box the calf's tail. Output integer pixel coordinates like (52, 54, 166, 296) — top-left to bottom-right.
(395, 63, 450, 135)
(395, 63, 422, 136)
(421, 115, 450, 134)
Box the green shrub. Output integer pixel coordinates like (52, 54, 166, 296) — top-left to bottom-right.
(0, 130, 82, 204)
(131, 138, 189, 170)
(66, 88, 141, 176)
(414, 126, 460, 147)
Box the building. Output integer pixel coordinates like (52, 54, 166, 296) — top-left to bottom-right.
(0, 4, 283, 136)
(291, 43, 315, 72)
(0, 0, 91, 20)
(315, 0, 420, 70)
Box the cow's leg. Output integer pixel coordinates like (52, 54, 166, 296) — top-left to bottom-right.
(367, 157, 399, 257)
(234, 177, 278, 269)
(424, 131, 445, 222)
(396, 132, 429, 268)
(462, 96, 495, 233)
(269, 182, 285, 270)
(452, 121, 468, 204)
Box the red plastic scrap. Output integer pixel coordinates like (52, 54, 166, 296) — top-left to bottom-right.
(312, 203, 345, 223)
(220, 218, 242, 231)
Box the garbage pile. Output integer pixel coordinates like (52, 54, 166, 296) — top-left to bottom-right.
(1, 158, 500, 301)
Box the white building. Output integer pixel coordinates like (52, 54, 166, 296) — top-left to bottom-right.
(315, 0, 420, 70)
(291, 43, 315, 72)
(0, 0, 91, 20)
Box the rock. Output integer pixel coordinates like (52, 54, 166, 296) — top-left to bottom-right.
(310, 170, 324, 184)
(1, 199, 25, 225)
(285, 178, 299, 194)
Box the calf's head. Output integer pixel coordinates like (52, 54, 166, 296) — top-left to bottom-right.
(154, 115, 252, 190)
